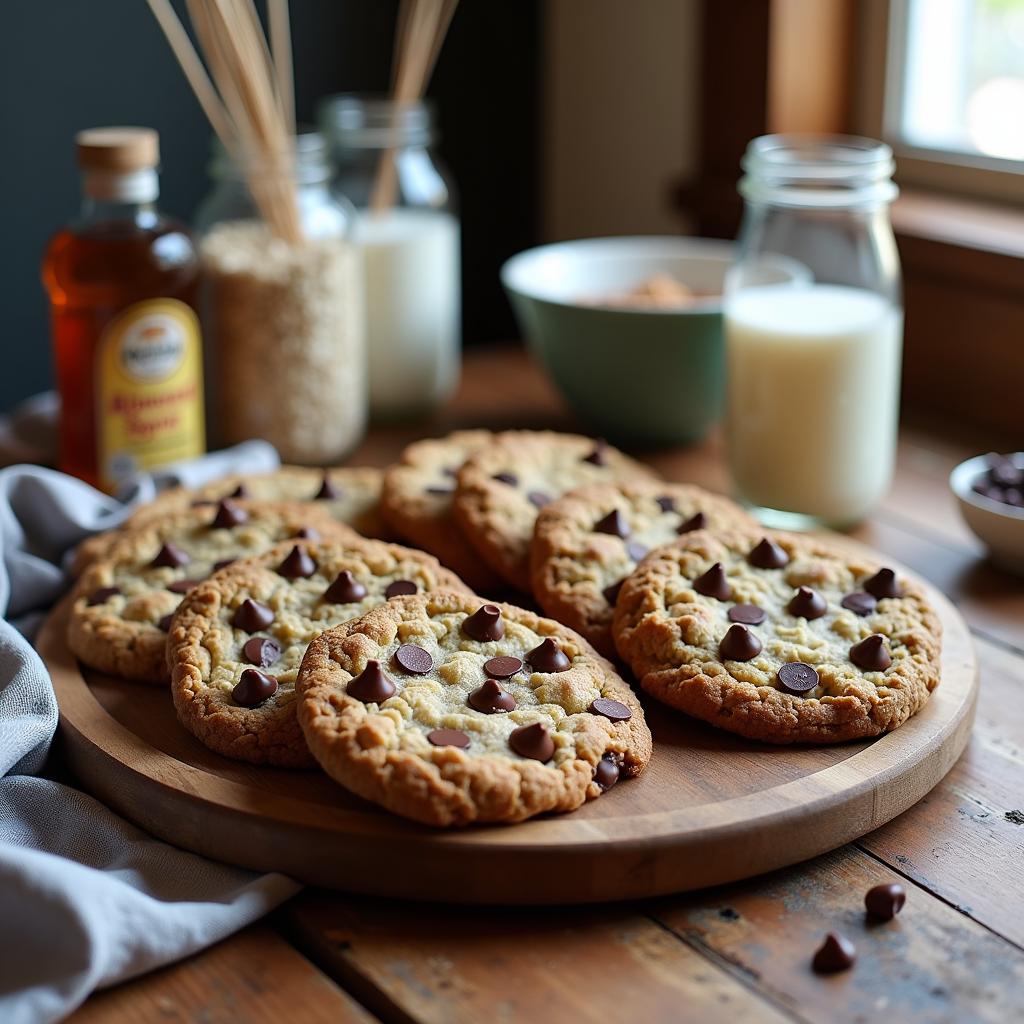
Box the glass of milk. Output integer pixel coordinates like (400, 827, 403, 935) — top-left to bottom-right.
(724, 135, 902, 530)
(319, 96, 460, 420)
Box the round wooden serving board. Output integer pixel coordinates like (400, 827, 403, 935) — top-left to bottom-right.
(41, 565, 977, 905)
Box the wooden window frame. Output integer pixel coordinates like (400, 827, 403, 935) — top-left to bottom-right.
(857, 0, 1024, 206)
(677, 0, 1023, 438)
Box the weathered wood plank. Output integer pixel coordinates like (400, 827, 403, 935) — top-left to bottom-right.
(652, 845, 1024, 1024)
(283, 895, 798, 1024)
(68, 924, 376, 1024)
(858, 637, 1024, 947)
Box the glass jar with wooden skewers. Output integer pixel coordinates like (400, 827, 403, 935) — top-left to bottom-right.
(319, 95, 459, 420)
(145, 0, 367, 464)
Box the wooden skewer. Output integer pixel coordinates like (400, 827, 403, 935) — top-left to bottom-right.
(147, 0, 303, 244)
(144, 0, 235, 146)
(369, 0, 459, 215)
(268, 0, 296, 138)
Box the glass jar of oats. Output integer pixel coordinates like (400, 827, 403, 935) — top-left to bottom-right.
(195, 130, 366, 464)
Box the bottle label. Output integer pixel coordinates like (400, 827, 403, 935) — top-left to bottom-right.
(96, 298, 205, 492)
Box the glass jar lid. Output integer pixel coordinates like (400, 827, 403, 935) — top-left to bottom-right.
(318, 94, 436, 149)
(739, 134, 898, 209)
(207, 129, 333, 186)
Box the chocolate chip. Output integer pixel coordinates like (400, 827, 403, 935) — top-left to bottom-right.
(166, 578, 200, 594)
(863, 568, 902, 599)
(656, 495, 676, 512)
(427, 728, 471, 748)
(728, 604, 765, 625)
(590, 697, 631, 721)
(212, 559, 235, 573)
(232, 668, 278, 707)
(315, 473, 340, 500)
(777, 661, 820, 694)
(528, 490, 551, 508)
(841, 592, 877, 616)
(812, 933, 856, 973)
(231, 598, 275, 632)
(323, 570, 368, 603)
(462, 603, 504, 641)
(627, 542, 649, 562)
(347, 660, 396, 703)
(191, 498, 215, 508)
(788, 586, 827, 620)
(694, 563, 732, 601)
(385, 580, 418, 599)
(865, 883, 906, 921)
(276, 545, 316, 579)
(242, 636, 281, 667)
(582, 439, 608, 466)
(211, 499, 248, 529)
(850, 634, 892, 671)
(493, 472, 518, 486)
(602, 579, 626, 605)
(594, 509, 630, 538)
(293, 526, 320, 540)
(468, 679, 517, 713)
(526, 638, 571, 672)
(395, 644, 433, 675)
(87, 586, 120, 606)
(677, 511, 707, 534)
(227, 483, 249, 500)
(719, 623, 762, 662)
(483, 655, 522, 678)
(442, 466, 459, 478)
(748, 537, 789, 569)
(426, 486, 454, 496)
(150, 542, 189, 568)
(509, 722, 555, 761)
(157, 613, 174, 632)
(594, 756, 620, 791)
(987, 454, 1023, 487)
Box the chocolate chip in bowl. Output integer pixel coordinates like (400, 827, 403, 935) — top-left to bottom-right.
(949, 452, 1024, 576)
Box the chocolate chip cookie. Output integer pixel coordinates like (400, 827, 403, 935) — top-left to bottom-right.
(453, 432, 658, 592)
(68, 501, 352, 684)
(167, 538, 469, 767)
(531, 481, 755, 657)
(612, 527, 942, 744)
(380, 430, 502, 592)
(296, 590, 652, 826)
(71, 465, 388, 575)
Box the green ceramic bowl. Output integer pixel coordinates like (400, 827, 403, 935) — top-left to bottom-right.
(501, 236, 734, 446)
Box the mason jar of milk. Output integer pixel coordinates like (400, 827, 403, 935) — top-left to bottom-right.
(319, 95, 460, 420)
(724, 135, 902, 529)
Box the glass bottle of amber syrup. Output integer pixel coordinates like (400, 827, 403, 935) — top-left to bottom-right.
(43, 127, 205, 492)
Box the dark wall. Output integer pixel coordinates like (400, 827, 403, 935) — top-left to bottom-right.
(2, 0, 538, 411)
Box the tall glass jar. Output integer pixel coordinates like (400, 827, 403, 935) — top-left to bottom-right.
(724, 135, 902, 530)
(194, 131, 366, 464)
(318, 95, 460, 419)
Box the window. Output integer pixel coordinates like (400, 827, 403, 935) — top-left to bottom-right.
(859, 0, 1024, 201)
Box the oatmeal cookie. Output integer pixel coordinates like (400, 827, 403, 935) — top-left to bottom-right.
(453, 432, 658, 592)
(68, 500, 352, 684)
(612, 527, 942, 744)
(71, 465, 388, 575)
(380, 430, 502, 592)
(296, 589, 652, 826)
(531, 481, 755, 657)
(167, 538, 469, 767)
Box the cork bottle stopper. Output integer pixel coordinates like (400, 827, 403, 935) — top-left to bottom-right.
(75, 127, 159, 172)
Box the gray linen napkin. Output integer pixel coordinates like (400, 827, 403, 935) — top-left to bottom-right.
(0, 445, 304, 1024)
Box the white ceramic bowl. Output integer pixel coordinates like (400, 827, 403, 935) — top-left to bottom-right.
(949, 452, 1024, 575)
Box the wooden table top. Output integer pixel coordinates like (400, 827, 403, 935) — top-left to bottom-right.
(69, 348, 1024, 1024)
